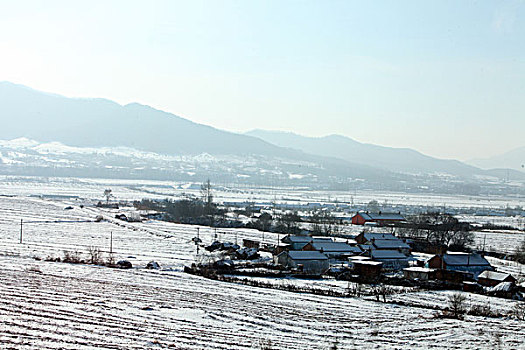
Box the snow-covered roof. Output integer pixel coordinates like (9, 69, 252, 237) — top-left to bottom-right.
(486, 281, 514, 293)
(478, 270, 514, 281)
(358, 212, 405, 221)
(443, 253, 491, 266)
(372, 240, 410, 250)
(282, 235, 333, 244)
(404, 267, 436, 273)
(370, 250, 408, 260)
(311, 242, 361, 253)
(281, 250, 328, 260)
(363, 232, 398, 241)
(354, 260, 383, 266)
(349, 256, 371, 261)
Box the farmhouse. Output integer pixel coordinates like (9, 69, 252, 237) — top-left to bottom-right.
(351, 211, 405, 226)
(369, 250, 409, 270)
(355, 232, 398, 245)
(370, 239, 411, 255)
(275, 250, 329, 275)
(302, 241, 361, 260)
(477, 270, 516, 287)
(427, 253, 493, 276)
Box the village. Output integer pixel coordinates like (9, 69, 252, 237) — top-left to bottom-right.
(181, 208, 525, 310)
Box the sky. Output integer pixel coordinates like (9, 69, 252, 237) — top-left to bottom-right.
(0, 0, 524, 161)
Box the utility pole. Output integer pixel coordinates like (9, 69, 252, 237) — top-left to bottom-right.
(110, 231, 113, 254)
(196, 227, 200, 255)
(19, 219, 23, 244)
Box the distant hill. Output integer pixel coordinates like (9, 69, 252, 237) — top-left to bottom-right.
(469, 147, 525, 173)
(245, 129, 507, 178)
(0, 82, 402, 185)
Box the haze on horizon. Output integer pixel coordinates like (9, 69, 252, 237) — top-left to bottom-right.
(0, 0, 524, 161)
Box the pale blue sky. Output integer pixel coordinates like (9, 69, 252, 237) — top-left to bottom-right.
(0, 0, 523, 160)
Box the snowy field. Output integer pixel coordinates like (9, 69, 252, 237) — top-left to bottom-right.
(0, 177, 525, 349)
(1, 175, 524, 209)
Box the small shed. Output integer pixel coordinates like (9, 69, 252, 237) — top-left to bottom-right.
(352, 260, 383, 279)
(403, 267, 437, 281)
(242, 239, 260, 249)
(275, 251, 329, 275)
(477, 270, 516, 287)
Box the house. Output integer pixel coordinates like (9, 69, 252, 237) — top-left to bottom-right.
(355, 232, 398, 245)
(427, 253, 493, 276)
(477, 270, 516, 287)
(302, 241, 362, 260)
(370, 239, 411, 255)
(281, 235, 333, 250)
(275, 250, 329, 275)
(351, 260, 383, 279)
(403, 267, 437, 281)
(369, 249, 409, 270)
(351, 211, 405, 226)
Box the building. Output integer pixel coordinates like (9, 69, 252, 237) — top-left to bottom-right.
(351, 260, 383, 279)
(354, 232, 398, 245)
(302, 241, 362, 260)
(369, 250, 409, 270)
(403, 267, 437, 281)
(351, 211, 405, 226)
(281, 235, 333, 250)
(275, 250, 329, 275)
(370, 239, 411, 255)
(242, 239, 260, 249)
(477, 270, 516, 287)
(427, 253, 493, 276)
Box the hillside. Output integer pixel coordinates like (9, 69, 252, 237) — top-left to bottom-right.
(245, 130, 516, 178)
(469, 147, 525, 173)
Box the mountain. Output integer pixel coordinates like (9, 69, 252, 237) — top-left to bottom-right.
(0, 82, 291, 157)
(0, 82, 403, 187)
(245, 130, 506, 178)
(469, 147, 525, 173)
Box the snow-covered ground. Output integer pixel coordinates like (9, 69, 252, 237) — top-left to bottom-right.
(0, 178, 524, 349)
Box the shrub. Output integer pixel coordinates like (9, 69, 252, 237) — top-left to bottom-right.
(447, 292, 467, 319)
(88, 246, 103, 265)
(63, 250, 83, 264)
(511, 302, 525, 321)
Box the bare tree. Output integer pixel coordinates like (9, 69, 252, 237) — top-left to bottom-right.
(512, 302, 525, 321)
(103, 189, 113, 205)
(400, 212, 473, 250)
(88, 246, 103, 265)
(278, 211, 302, 234)
(514, 239, 525, 264)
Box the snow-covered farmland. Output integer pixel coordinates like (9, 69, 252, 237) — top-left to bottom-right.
(0, 182, 524, 349)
